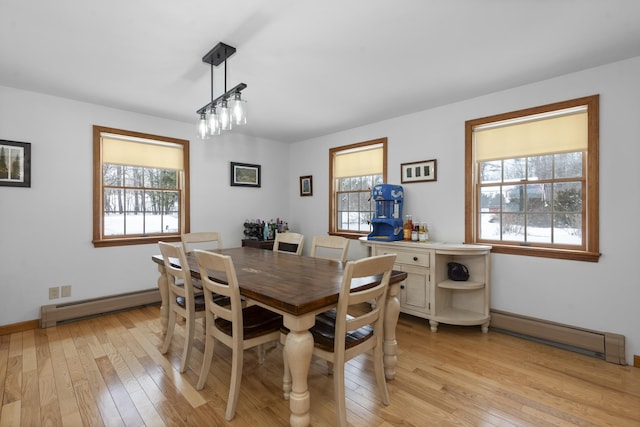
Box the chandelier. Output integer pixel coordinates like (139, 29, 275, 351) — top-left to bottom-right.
(196, 42, 247, 139)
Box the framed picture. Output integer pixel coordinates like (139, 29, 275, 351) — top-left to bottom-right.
(300, 175, 313, 196)
(0, 139, 31, 188)
(230, 162, 261, 187)
(401, 159, 437, 183)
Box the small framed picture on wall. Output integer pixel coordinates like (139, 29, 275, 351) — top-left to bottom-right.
(230, 162, 261, 187)
(0, 139, 31, 188)
(401, 159, 437, 183)
(299, 175, 312, 196)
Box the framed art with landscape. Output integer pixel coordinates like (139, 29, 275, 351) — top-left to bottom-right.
(230, 162, 261, 187)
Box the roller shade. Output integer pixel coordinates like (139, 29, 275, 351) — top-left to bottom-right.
(334, 144, 383, 177)
(102, 134, 184, 170)
(474, 108, 587, 162)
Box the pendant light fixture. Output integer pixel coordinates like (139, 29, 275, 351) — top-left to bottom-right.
(196, 42, 247, 138)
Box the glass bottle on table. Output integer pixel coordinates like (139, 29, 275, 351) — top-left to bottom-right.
(403, 215, 413, 240)
(419, 223, 427, 242)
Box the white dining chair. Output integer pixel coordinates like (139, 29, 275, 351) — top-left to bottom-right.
(158, 241, 205, 373)
(194, 249, 283, 421)
(273, 232, 304, 255)
(282, 253, 396, 427)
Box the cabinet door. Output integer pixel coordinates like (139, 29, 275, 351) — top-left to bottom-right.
(399, 264, 430, 316)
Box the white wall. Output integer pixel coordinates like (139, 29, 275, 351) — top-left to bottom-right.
(0, 85, 289, 325)
(290, 56, 640, 364)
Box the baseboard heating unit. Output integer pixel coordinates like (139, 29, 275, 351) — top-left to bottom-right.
(40, 288, 161, 328)
(490, 309, 626, 365)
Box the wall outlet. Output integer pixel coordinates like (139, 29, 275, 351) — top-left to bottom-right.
(61, 285, 71, 298)
(49, 286, 59, 300)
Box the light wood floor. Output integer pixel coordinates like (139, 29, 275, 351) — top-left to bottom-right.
(1, 305, 639, 427)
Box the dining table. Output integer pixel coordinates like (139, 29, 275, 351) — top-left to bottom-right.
(151, 246, 407, 427)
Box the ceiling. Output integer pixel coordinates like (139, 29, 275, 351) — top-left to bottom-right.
(2, 1, 640, 143)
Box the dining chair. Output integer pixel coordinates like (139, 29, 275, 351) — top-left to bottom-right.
(310, 235, 350, 262)
(273, 232, 304, 255)
(282, 253, 396, 427)
(181, 231, 222, 252)
(158, 241, 206, 373)
(193, 249, 283, 421)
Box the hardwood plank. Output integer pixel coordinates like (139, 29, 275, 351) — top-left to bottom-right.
(46, 327, 84, 426)
(0, 336, 10, 408)
(2, 356, 20, 406)
(20, 330, 41, 426)
(0, 400, 20, 427)
(34, 327, 62, 427)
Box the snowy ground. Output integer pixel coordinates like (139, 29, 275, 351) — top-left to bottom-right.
(104, 213, 178, 236)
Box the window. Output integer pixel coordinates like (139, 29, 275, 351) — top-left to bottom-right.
(93, 126, 190, 247)
(329, 138, 387, 237)
(465, 95, 599, 262)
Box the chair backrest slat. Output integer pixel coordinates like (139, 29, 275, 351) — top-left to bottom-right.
(310, 235, 349, 262)
(182, 231, 222, 252)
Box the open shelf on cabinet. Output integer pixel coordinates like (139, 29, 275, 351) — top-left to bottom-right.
(432, 307, 490, 324)
(437, 280, 485, 290)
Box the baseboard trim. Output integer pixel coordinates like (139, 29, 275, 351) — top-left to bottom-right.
(0, 319, 40, 336)
(490, 309, 626, 365)
(40, 288, 161, 328)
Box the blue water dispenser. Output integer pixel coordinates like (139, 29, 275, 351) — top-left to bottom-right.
(367, 184, 404, 241)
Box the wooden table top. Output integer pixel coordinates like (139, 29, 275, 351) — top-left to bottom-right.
(152, 246, 407, 316)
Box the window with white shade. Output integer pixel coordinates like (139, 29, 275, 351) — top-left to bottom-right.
(329, 138, 387, 236)
(93, 126, 190, 247)
(465, 95, 600, 262)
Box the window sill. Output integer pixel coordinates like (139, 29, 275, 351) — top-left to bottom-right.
(477, 242, 600, 262)
(330, 231, 369, 240)
(93, 235, 181, 248)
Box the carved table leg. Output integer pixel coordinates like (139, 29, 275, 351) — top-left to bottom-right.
(157, 264, 169, 335)
(383, 281, 401, 380)
(283, 314, 315, 427)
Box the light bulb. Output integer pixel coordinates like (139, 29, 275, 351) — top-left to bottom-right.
(230, 91, 247, 125)
(207, 106, 220, 136)
(197, 113, 209, 139)
(219, 100, 231, 130)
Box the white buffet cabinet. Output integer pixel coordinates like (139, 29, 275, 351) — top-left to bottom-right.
(360, 238, 492, 333)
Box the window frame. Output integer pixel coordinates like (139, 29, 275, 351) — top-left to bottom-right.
(328, 137, 387, 239)
(92, 125, 190, 247)
(465, 95, 600, 262)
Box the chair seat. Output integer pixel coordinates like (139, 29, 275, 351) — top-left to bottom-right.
(310, 309, 373, 352)
(215, 305, 283, 339)
(176, 294, 206, 311)
(192, 277, 204, 290)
